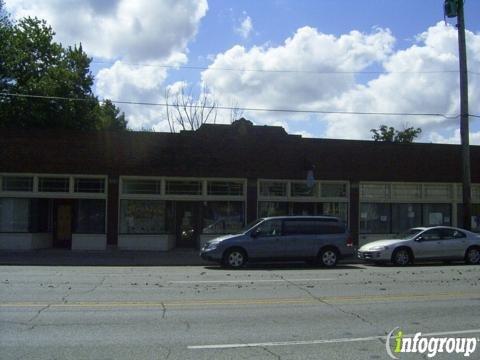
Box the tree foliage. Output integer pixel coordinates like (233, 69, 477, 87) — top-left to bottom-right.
(371, 125, 422, 143)
(0, 14, 126, 130)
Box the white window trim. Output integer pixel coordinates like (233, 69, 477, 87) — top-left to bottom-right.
(119, 176, 247, 201)
(0, 173, 108, 199)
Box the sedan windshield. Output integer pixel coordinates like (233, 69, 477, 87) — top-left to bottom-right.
(397, 228, 423, 239)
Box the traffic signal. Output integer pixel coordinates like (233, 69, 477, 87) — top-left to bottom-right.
(444, 0, 459, 18)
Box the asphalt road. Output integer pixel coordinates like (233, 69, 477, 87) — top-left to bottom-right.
(1, 262, 480, 360)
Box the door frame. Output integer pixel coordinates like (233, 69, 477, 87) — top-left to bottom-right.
(53, 199, 73, 249)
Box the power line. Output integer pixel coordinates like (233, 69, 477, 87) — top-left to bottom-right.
(91, 60, 480, 76)
(2, 92, 477, 120)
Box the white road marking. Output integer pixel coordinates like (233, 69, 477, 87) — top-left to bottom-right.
(169, 278, 334, 284)
(188, 328, 480, 350)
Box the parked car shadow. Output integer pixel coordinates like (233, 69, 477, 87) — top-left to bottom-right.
(204, 262, 365, 271)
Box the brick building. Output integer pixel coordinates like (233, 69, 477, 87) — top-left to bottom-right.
(1, 119, 479, 251)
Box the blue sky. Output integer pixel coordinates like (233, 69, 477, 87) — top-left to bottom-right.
(5, 0, 480, 143)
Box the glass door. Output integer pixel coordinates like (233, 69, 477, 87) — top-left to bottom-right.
(175, 202, 201, 248)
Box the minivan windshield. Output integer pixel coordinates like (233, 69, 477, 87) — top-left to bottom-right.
(235, 218, 265, 234)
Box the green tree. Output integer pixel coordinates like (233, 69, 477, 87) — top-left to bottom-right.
(371, 125, 422, 143)
(96, 100, 127, 130)
(0, 15, 127, 130)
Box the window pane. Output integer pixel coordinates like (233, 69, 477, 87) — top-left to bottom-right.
(392, 204, 422, 234)
(120, 200, 168, 234)
(319, 202, 348, 222)
(291, 182, 316, 197)
(30, 199, 52, 232)
(255, 219, 282, 236)
(2, 176, 33, 192)
(291, 202, 315, 215)
(259, 181, 287, 197)
(122, 179, 161, 195)
(360, 203, 391, 234)
(165, 181, 202, 195)
(73, 199, 106, 234)
(422, 204, 451, 226)
(258, 202, 288, 217)
(202, 201, 245, 234)
(74, 178, 105, 193)
(207, 181, 243, 196)
(321, 183, 347, 198)
(0, 198, 30, 232)
(38, 177, 69, 192)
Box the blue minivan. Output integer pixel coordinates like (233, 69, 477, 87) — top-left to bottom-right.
(200, 216, 354, 268)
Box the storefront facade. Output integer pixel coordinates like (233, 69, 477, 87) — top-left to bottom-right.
(1, 120, 479, 250)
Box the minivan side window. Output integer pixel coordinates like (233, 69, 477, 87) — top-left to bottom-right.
(283, 220, 345, 235)
(254, 219, 282, 237)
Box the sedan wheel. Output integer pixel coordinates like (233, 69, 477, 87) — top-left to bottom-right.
(392, 248, 411, 266)
(224, 249, 246, 268)
(319, 249, 338, 267)
(465, 247, 480, 265)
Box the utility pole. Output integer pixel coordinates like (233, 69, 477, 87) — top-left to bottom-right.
(445, 0, 471, 230)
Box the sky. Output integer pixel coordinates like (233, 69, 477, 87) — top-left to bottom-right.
(4, 0, 480, 144)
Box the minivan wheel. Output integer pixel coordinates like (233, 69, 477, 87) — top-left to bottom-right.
(223, 249, 246, 268)
(318, 248, 338, 268)
(465, 247, 480, 265)
(392, 248, 412, 266)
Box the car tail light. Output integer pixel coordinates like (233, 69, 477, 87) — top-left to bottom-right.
(346, 235, 354, 247)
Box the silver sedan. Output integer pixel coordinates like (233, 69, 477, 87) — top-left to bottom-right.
(357, 226, 480, 266)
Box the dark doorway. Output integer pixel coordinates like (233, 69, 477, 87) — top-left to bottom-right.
(175, 202, 201, 248)
(53, 200, 72, 248)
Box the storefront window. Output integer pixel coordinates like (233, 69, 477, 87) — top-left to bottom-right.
(321, 183, 347, 198)
(38, 177, 69, 192)
(73, 199, 106, 234)
(30, 199, 52, 233)
(202, 202, 244, 234)
(258, 202, 289, 217)
(291, 202, 315, 215)
(2, 176, 33, 192)
(207, 181, 243, 196)
(120, 200, 168, 234)
(74, 178, 105, 193)
(165, 181, 202, 195)
(0, 198, 30, 232)
(392, 204, 422, 233)
(122, 179, 161, 195)
(320, 202, 348, 222)
(422, 204, 451, 226)
(360, 203, 391, 234)
(291, 182, 316, 197)
(259, 181, 287, 197)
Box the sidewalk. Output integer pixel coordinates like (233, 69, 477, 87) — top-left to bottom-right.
(0, 248, 210, 266)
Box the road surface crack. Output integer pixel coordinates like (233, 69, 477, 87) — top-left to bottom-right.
(161, 302, 167, 318)
(262, 346, 282, 360)
(27, 304, 51, 324)
(276, 275, 377, 329)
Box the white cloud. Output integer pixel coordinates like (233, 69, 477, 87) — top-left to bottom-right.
(202, 26, 395, 124)
(202, 22, 480, 143)
(235, 14, 253, 39)
(4, 0, 208, 130)
(429, 129, 480, 145)
(5, 0, 208, 61)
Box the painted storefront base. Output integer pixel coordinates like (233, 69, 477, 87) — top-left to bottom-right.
(118, 234, 176, 251)
(71, 234, 107, 251)
(0, 233, 52, 250)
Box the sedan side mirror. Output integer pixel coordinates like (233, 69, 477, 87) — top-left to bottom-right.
(415, 236, 423, 242)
